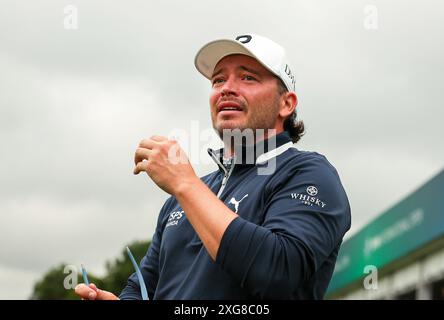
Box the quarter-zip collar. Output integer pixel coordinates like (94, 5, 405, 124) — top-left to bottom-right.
(207, 131, 294, 174)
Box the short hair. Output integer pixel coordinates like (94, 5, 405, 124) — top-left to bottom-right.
(276, 78, 305, 143)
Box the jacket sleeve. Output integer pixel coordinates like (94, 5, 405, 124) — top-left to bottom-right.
(119, 198, 170, 300)
(215, 155, 351, 299)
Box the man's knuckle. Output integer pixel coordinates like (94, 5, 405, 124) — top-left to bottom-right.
(136, 147, 144, 154)
(164, 142, 173, 150)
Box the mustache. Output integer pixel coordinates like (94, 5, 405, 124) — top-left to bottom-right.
(215, 98, 247, 110)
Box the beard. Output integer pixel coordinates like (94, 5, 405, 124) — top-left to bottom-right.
(212, 99, 280, 140)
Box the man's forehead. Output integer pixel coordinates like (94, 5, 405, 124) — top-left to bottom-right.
(212, 54, 270, 76)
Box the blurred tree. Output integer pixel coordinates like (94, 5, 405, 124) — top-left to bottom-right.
(30, 240, 151, 299)
(30, 263, 104, 300)
(102, 240, 151, 295)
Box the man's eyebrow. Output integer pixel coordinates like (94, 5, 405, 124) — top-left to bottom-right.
(239, 66, 262, 77)
(211, 65, 262, 79)
(211, 67, 224, 79)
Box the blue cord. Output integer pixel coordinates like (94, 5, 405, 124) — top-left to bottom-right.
(81, 264, 89, 286)
(81, 247, 149, 300)
(126, 246, 149, 300)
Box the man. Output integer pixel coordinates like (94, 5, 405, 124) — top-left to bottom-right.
(75, 34, 351, 300)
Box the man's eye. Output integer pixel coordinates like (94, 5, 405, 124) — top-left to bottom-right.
(243, 75, 256, 81)
(212, 78, 224, 85)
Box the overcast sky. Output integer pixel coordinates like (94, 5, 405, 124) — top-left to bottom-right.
(1, 0, 443, 299)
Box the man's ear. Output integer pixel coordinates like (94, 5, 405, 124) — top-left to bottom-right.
(279, 92, 298, 118)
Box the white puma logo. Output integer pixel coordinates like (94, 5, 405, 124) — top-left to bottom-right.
(228, 194, 249, 213)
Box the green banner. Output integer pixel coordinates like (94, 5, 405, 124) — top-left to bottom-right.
(327, 169, 444, 295)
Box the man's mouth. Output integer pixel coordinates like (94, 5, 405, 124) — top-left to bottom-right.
(217, 101, 244, 113)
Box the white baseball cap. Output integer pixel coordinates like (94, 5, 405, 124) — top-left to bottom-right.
(194, 34, 296, 92)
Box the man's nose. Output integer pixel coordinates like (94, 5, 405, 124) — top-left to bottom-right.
(220, 77, 238, 96)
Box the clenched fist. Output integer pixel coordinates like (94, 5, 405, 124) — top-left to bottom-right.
(133, 135, 198, 195)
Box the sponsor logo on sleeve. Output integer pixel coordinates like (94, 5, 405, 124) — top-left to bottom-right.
(290, 186, 326, 208)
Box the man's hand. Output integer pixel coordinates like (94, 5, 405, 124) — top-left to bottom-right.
(133, 135, 198, 195)
(134, 135, 238, 260)
(74, 283, 119, 300)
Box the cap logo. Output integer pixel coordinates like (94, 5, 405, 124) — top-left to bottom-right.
(235, 35, 252, 44)
(285, 64, 296, 89)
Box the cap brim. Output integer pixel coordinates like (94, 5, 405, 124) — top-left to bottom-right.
(194, 39, 256, 80)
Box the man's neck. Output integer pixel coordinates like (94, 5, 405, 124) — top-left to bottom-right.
(222, 128, 282, 158)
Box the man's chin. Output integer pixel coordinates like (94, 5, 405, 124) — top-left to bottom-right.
(215, 119, 236, 127)
(215, 122, 246, 135)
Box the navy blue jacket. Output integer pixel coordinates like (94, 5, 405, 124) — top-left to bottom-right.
(120, 131, 351, 299)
